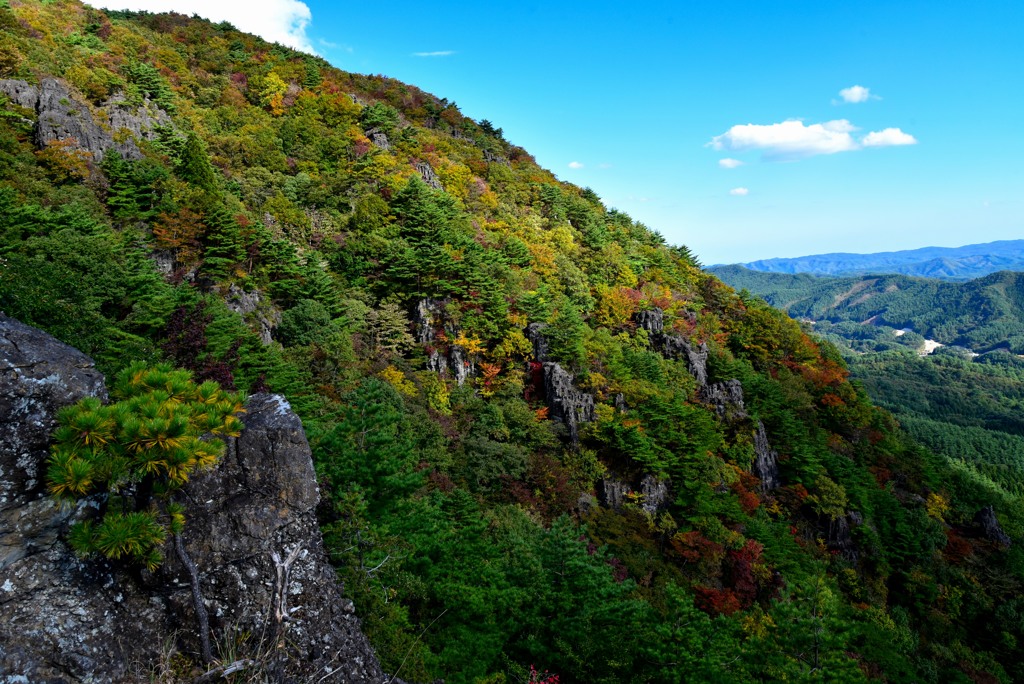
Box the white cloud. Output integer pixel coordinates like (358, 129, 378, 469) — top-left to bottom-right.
(838, 85, 876, 103)
(568, 161, 584, 169)
(861, 127, 917, 147)
(412, 50, 455, 57)
(98, 0, 315, 53)
(710, 119, 916, 160)
(710, 119, 859, 160)
(730, 187, 749, 196)
(597, 162, 613, 169)
(718, 158, 744, 169)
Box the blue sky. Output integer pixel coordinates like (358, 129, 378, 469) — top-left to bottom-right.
(99, 1, 1024, 264)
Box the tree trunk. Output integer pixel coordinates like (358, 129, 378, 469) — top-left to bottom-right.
(175, 532, 213, 663)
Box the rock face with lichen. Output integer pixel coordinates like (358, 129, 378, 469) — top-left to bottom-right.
(0, 78, 172, 163)
(415, 298, 475, 386)
(752, 421, 780, 492)
(633, 308, 708, 386)
(0, 315, 396, 683)
(0, 314, 107, 517)
(542, 362, 594, 444)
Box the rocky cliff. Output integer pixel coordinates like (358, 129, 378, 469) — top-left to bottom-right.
(0, 78, 171, 164)
(0, 315, 395, 682)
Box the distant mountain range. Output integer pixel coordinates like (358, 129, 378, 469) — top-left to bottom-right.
(709, 265, 1024, 354)
(720, 239, 1024, 281)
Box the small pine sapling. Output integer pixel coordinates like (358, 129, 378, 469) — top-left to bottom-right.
(47, 362, 244, 662)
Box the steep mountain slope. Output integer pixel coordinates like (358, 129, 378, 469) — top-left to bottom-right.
(713, 264, 1024, 550)
(726, 239, 1024, 280)
(1, 2, 1023, 682)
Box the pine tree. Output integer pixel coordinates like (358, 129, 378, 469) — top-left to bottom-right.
(199, 204, 245, 281)
(48, 362, 244, 568)
(317, 379, 422, 514)
(177, 132, 217, 191)
(48, 363, 244, 663)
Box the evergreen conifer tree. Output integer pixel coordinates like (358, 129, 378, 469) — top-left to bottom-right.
(48, 363, 244, 662)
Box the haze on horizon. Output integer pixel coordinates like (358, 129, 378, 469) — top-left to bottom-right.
(98, 0, 1024, 265)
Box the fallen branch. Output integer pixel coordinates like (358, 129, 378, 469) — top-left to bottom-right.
(191, 658, 259, 683)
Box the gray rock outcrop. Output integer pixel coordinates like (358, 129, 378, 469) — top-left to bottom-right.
(367, 128, 391, 150)
(0, 78, 172, 163)
(700, 380, 782, 491)
(700, 379, 748, 421)
(599, 476, 631, 510)
(542, 362, 594, 444)
(225, 285, 280, 345)
(598, 474, 669, 515)
(483, 149, 511, 167)
(659, 337, 708, 387)
(0, 78, 39, 109)
(975, 505, 1012, 547)
(524, 322, 550, 362)
(415, 161, 442, 189)
(752, 421, 780, 492)
(168, 394, 387, 681)
(634, 308, 664, 335)
(639, 474, 670, 515)
(826, 512, 861, 563)
(633, 308, 708, 386)
(0, 316, 395, 682)
(415, 298, 474, 385)
(0, 314, 107, 515)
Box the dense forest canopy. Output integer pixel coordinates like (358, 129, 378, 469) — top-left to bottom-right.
(712, 265, 1024, 354)
(1, 2, 1023, 681)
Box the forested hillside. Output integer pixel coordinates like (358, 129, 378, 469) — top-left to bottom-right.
(714, 264, 1024, 575)
(712, 265, 1024, 354)
(2, 2, 1023, 682)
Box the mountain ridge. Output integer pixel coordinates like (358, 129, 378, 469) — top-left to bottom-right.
(1, 2, 1023, 682)
(721, 238, 1024, 280)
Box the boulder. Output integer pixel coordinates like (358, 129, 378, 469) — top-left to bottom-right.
(0, 316, 397, 682)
